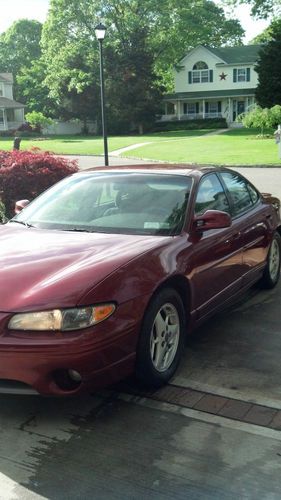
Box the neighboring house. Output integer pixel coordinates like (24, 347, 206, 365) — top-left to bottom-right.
(162, 45, 261, 126)
(0, 73, 25, 131)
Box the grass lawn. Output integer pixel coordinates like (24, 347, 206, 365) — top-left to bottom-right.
(0, 129, 208, 155)
(122, 128, 280, 165)
(0, 128, 279, 165)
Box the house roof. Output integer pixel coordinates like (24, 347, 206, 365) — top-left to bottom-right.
(0, 97, 25, 109)
(0, 73, 13, 83)
(164, 88, 256, 101)
(203, 45, 262, 64)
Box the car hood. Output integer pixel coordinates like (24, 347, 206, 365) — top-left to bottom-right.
(0, 225, 169, 312)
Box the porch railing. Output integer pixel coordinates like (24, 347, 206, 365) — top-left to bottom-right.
(158, 112, 222, 122)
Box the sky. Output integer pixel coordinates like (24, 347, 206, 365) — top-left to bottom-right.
(0, 0, 270, 42)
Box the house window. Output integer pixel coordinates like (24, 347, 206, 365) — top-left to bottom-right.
(205, 101, 222, 116)
(209, 102, 219, 114)
(233, 68, 250, 82)
(183, 102, 199, 115)
(238, 69, 246, 81)
(166, 102, 175, 115)
(0, 110, 3, 123)
(0, 84, 3, 97)
(189, 62, 213, 84)
(6, 109, 15, 121)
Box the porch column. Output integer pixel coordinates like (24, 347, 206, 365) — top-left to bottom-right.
(228, 98, 231, 123)
(203, 99, 205, 119)
(177, 101, 181, 121)
(3, 109, 8, 130)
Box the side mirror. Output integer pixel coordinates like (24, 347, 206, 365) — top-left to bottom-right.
(193, 210, 231, 232)
(14, 199, 30, 215)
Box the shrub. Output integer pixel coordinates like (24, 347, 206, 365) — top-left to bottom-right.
(17, 122, 41, 136)
(0, 130, 16, 137)
(25, 111, 53, 132)
(238, 105, 281, 136)
(0, 150, 78, 217)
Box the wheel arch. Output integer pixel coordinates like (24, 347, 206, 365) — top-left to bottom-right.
(276, 225, 281, 238)
(150, 274, 192, 326)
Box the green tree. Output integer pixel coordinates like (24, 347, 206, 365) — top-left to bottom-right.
(25, 111, 53, 131)
(255, 19, 281, 108)
(41, 0, 244, 132)
(250, 25, 274, 44)
(17, 59, 58, 116)
(240, 105, 281, 135)
(222, 0, 281, 19)
(0, 20, 42, 101)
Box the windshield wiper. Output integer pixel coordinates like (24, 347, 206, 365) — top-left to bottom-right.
(63, 228, 92, 233)
(9, 220, 34, 228)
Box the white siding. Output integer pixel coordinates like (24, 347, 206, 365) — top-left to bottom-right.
(2, 83, 13, 99)
(174, 46, 258, 94)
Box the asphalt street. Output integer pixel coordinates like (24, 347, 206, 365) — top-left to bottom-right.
(65, 154, 281, 202)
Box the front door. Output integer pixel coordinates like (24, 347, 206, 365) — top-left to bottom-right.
(233, 100, 245, 121)
(187, 173, 244, 319)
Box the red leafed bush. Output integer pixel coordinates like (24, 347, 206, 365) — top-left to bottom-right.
(0, 149, 79, 217)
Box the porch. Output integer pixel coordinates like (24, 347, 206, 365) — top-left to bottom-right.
(0, 99, 25, 131)
(160, 89, 256, 125)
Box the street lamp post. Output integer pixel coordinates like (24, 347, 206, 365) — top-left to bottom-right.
(95, 22, 109, 166)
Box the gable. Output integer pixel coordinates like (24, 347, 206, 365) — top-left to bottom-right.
(179, 45, 226, 67)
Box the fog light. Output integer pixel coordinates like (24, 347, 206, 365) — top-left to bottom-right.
(68, 369, 82, 382)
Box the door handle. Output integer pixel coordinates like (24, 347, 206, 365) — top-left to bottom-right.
(224, 232, 241, 245)
(232, 231, 241, 240)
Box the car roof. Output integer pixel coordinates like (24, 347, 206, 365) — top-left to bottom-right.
(77, 164, 235, 179)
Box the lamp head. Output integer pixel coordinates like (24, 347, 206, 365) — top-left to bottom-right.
(95, 23, 107, 41)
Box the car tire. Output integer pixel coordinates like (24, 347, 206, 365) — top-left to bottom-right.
(260, 232, 281, 289)
(135, 288, 186, 388)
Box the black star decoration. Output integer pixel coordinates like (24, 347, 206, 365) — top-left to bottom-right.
(219, 72, 227, 80)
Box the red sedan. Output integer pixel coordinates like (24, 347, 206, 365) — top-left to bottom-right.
(0, 165, 280, 396)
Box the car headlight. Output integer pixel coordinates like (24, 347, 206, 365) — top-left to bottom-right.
(8, 304, 116, 331)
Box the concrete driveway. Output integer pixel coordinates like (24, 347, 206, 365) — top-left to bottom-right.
(1, 157, 281, 499)
(1, 283, 281, 499)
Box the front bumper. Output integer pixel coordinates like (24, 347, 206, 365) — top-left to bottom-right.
(0, 300, 143, 396)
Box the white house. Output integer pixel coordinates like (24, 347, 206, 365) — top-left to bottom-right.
(0, 73, 25, 131)
(162, 45, 261, 126)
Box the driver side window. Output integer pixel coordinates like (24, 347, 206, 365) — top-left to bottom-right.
(195, 174, 230, 215)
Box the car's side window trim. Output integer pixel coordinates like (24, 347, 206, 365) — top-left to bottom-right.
(194, 172, 231, 217)
(217, 171, 260, 220)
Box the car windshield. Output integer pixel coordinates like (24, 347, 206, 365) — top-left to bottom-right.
(11, 172, 192, 236)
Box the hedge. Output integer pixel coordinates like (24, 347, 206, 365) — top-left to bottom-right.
(153, 117, 227, 132)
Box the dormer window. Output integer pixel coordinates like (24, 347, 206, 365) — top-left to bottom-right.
(189, 62, 213, 84)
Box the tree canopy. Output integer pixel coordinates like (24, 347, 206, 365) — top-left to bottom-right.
(0, 19, 42, 102)
(255, 19, 281, 108)
(40, 0, 244, 132)
(222, 0, 281, 19)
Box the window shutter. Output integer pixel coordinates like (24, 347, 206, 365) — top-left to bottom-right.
(205, 102, 209, 113)
(209, 70, 213, 82)
(246, 68, 250, 81)
(188, 71, 192, 84)
(196, 102, 199, 114)
(233, 69, 237, 82)
(218, 101, 222, 113)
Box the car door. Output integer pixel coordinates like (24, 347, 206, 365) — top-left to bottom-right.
(187, 173, 244, 319)
(219, 171, 270, 285)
